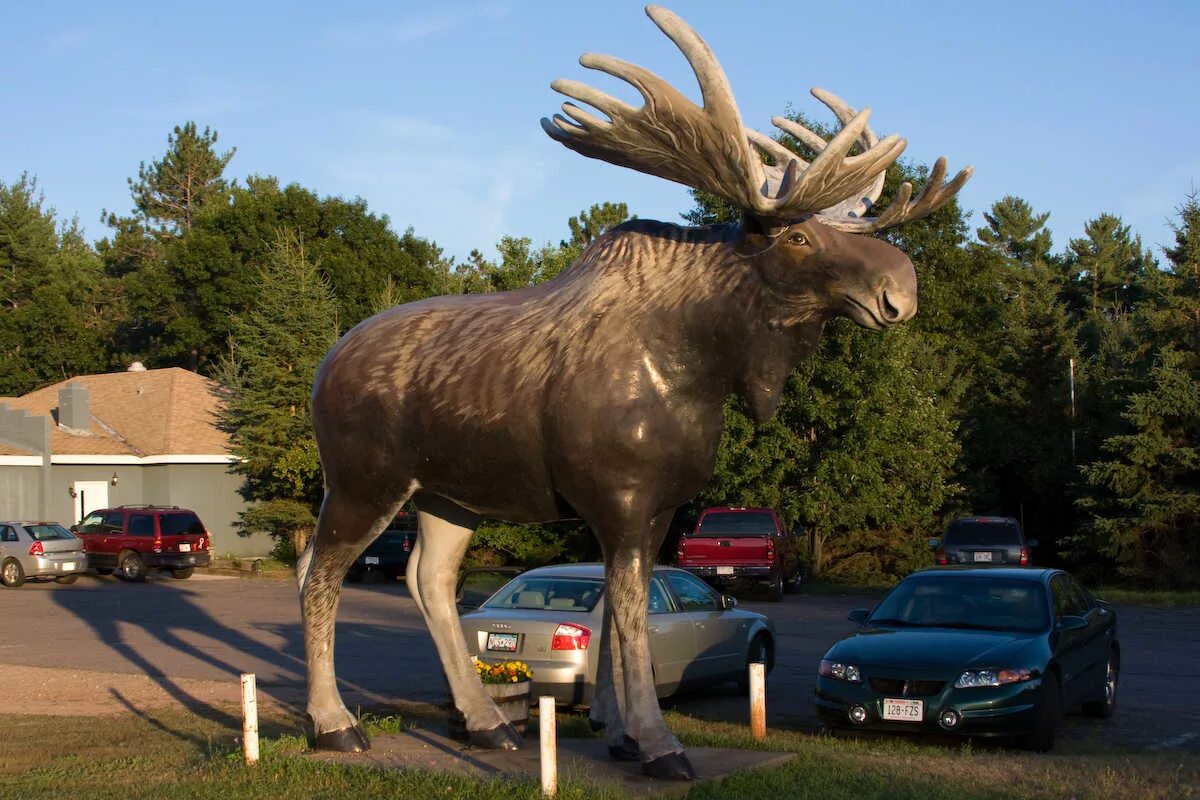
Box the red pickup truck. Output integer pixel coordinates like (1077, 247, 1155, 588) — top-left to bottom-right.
(675, 506, 804, 601)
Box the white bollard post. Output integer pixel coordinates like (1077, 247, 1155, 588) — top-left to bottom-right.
(539, 695, 557, 798)
(749, 662, 766, 740)
(241, 673, 260, 766)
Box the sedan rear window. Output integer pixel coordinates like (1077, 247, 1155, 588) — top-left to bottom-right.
(694, 511, 775, 538)
(25, 524, 74, 541)
(485, 577, 604, 612)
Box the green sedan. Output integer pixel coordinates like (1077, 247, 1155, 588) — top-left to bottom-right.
(815, 567, 1118, 751)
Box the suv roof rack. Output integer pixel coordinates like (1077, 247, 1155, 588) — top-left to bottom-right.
(114, 504, 183, 510)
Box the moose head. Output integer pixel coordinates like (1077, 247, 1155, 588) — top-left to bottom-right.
(300, 4, 971, 782)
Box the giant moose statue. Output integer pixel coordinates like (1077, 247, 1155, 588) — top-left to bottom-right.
(300, 4, 971, 781)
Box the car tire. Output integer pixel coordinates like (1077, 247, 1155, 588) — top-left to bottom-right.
(736, 633, 773, 693)
(765, 572, 784, 602)
(55, 574, 79, 585)
(170, 567, 194, 580)
(1025, 673, 1061, 752)
(1083, 649, 1119, 719)
(118, 551, 147, 582)
(1, 558, 25, 588)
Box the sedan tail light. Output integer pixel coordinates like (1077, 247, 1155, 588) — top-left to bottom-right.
(551, 623, 591, 651)
(936, 549, 948, 565)
(28, 541, 45, 557)
(1019, 547, 1030, 566)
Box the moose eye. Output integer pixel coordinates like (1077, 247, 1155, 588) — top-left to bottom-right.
(788, 232, 809, 246)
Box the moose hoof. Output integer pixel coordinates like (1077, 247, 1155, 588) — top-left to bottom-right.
(468, 722, 522, 750)
(642, 751, 695, 781)
(607, 734, 641, 762)
(313, 724, 371, 753)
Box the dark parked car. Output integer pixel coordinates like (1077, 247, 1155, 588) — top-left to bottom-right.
(932, 516, 1037, 567)
(347, 513, 417, 583)
(460, 563, 776, 707)
(0, 521, 89, 587)
(815, 567, 1118, 751)
(74, 505, 211, 581)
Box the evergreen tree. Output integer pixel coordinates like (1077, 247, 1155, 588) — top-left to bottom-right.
(976, 195, 1054, 265)
(1076, 346, 1200, 586)
(0, 175, 114, 394)
(127, 122, 235, 233)
(215, 233, 339, 508)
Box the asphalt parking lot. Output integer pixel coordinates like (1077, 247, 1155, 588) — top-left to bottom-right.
(1, 571, 1197, 752)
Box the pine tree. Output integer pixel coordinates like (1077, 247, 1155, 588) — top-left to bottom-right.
(1077, 347, 1200, 586)
(215, 233, 339, 508)
(0, 175, 113, 394)
(128, 122, 235, 233)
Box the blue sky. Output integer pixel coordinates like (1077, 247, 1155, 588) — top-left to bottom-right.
(4, 1, 1198, 264)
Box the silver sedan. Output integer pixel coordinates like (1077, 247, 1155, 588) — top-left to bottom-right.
(458, 563, 775, 707)
(0, 521, 89, 587)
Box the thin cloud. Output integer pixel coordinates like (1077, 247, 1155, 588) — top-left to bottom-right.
(326, 2, 510, 47)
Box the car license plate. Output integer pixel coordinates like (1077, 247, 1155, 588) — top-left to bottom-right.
(364, 556, 380, 565)
(716, 566, 734, 575)
(973, 551, 992, 562)
(62, 562, 75, 571)
(179, 543, 191, 552)
(882, 698, 923, 722)
(487, 632, 519, 652)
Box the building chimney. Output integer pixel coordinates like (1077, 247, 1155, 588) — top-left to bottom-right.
(59, 383, 90, 431)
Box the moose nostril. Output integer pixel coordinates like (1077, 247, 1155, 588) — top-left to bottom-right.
(881, 289, 902, 322)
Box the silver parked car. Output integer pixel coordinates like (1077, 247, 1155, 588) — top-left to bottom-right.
(0, 521, 89, 587)
(458, 563, 776, 707)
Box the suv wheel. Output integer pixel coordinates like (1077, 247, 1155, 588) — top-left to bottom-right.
(119, 551, 147, 582)
(170, 567, 195, 580)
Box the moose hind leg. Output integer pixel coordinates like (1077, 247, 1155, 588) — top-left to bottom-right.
(411, 495, 522, 750)
(301, 490, 400, 752)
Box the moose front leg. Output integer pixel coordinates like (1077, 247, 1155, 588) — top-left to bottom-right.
(600, 513, 694, 780)
(588, 591, 643, 761)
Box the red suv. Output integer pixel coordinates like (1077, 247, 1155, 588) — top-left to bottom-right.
(74, 505, 212, 581)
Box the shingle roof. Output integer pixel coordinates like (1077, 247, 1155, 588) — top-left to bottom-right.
(4, 368, 231, 457)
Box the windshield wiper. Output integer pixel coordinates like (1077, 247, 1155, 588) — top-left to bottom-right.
(867, 617, 916, 627)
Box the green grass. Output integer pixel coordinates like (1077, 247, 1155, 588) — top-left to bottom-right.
(2, 705, 1195, 800)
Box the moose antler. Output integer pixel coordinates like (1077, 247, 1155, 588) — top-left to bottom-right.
(541, 5, 972, 231)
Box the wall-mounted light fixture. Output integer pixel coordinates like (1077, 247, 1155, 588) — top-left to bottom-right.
(68, 486, 78, 498)
(110, 472, 119, 487)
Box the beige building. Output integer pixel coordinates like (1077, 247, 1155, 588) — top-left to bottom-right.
(0, 366, 271, 557)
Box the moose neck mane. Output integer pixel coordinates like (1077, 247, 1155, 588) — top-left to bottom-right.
(553, 219, 824, 420)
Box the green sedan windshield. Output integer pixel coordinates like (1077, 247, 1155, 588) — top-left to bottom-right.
(870, 576, 1049, 633)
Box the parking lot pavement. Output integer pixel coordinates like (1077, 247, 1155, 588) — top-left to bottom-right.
(1, 573, 1197, 752)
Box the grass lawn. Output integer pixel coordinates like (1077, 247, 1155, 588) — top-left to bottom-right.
(2, 705, 1195, 800)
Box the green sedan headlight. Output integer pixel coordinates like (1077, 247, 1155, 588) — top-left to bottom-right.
(954, 668, 1033, 688)
(819, 659, 862, 683)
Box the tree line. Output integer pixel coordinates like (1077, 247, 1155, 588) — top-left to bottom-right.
(1, 121, 1195, 587)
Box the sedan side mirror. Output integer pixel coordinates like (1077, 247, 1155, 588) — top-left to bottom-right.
(1056, 615, 1088, 632)
(721, 595, 738, 610)
(847, 608, 870, 624)
(927, 538, 940, 549)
